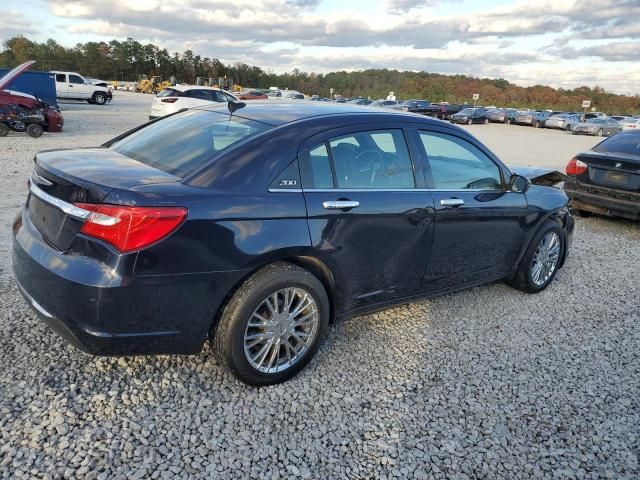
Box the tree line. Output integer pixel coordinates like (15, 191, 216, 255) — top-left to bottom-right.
(2, 36, 639, 114)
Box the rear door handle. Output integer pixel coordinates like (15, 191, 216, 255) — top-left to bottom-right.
(440, 198, 465, 207)
(323, 200, 360, 210)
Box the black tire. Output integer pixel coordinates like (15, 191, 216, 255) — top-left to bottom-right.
(467, 118, 473, 126)
(509, 222, 565, 293)
(565, 124, 571, 131)
(597, 129, 603, 137)
(212, 262, 330, 386)
(484, 117, 489, 125)
(575, 209, 592, 218)
(534, 121, 541, 128)
(0, 123, 8, 137)
(506, 118, 511, 125)
(93, 92, 107, 105)
(26, 124, 43, 138)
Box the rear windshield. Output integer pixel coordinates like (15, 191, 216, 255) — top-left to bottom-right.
(111, 110, 268, 177)
(593, 133, 640, 156)
(157, 88, 179, 98)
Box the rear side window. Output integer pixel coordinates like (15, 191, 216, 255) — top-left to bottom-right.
(420, 131, 502, 190)
(302, 129, 415, 189)
(55, 74, 66, 82)
(184, 89, 211, 100)
(593, 134, 640, 156)
(111, 110, 268, 177)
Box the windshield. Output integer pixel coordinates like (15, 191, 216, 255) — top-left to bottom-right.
(587, 118, 606, 124)
(459, 108, 474, 115)
(111, 110, 269, 177)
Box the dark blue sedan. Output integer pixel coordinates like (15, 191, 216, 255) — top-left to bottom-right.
(12, 102, 574, 385)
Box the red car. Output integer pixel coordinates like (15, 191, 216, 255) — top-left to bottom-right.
(237, 90, 268, 100)
(0, 61, 64, 137)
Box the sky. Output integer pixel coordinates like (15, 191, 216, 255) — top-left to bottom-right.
(2, 0, 639, 95)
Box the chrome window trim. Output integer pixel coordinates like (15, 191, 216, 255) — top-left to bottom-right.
(268, 187, 507, 193)
(28, 181, 91, 220)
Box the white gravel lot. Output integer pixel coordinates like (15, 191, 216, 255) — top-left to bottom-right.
(0, 92, 639, 479)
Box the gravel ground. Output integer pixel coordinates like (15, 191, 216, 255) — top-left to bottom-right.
(1, 92, 639, 479)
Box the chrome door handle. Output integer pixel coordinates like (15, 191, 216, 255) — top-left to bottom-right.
(323, 200, 360, 210)
(440, 198, 465, 207)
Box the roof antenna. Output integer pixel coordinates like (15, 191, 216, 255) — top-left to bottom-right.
(226, 100, 246, 130)
(227, 100, 246, 115)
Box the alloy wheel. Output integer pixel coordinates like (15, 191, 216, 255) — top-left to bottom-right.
(244, 287, 320, 374)
(530, 232, 561, 286)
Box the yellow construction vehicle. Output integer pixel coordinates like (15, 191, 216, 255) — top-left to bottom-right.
(136, 76, 172, 94)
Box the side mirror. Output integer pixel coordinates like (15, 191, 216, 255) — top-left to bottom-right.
(510, 174, 530, 193)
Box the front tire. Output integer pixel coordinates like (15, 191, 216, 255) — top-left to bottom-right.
(26, 124, 43, 138)
(93, 92, 107, 105)
(467, 118, 473, 125)
(484, 117, 489, 125)
(213, 262, 330, 386)
(0, 123, 9, 137)
(597, 129, 603, 137)
(509, 223, 565, 293)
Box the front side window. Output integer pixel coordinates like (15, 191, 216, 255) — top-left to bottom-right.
(69, 74, 84, 84)
(304, 129, 415, 189)
(420, 131, 502, 190)
(111, 110, 268, 178)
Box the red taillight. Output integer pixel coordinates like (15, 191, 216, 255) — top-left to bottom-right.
(75, 204, 187, 253)
(161, 98, 179, 103)
(566, 158, 588, 176)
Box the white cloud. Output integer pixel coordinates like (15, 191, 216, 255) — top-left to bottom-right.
(11, 0, 640, 94)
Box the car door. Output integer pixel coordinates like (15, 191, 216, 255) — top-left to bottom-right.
(67, 74, 89, 99)
(415, 128, 529, 292)
(606, 119, 620, 136)
(299, 126, 435, 312)
(54, 73, 68, 97)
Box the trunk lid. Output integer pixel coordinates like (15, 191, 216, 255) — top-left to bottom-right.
(576, 151, 640, 192)
(28, 148, 180, 250)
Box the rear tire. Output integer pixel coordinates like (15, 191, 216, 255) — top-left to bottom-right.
(212, 262, 330, 386)
(509, 222, 565, 293)
(0, 123, 8, 137)
(26, 124, 43, 138)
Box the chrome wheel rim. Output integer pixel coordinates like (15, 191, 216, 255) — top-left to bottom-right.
(531, 232, 561, 286)
(244, 287, 319, 374)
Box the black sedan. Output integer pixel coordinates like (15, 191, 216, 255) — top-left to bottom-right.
(450, 107, 490, 125)
(564, 129, 640, 220)
(398, 99, 430, 114)
(13, 102, 574, 386)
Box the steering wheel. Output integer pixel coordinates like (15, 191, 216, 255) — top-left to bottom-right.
(355, 150, 384, 185)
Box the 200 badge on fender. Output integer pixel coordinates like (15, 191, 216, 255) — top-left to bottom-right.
(12, 101, 574, 386)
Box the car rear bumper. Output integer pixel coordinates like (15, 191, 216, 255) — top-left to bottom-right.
(565, 179, 640, 220)
(572, 130, 595, 136)
(12, 208, 246, 356)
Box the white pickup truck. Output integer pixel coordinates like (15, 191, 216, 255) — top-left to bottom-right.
(52, 71, 112, 105)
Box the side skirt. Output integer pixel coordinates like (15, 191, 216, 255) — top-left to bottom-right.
(333, 272, 510, 323)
